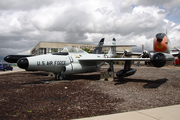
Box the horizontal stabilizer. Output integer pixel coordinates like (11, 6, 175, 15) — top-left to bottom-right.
(94, 45, 137, 48)
(103, 45, 137, 47)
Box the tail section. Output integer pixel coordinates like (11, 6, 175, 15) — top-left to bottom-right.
(107, 38, 117, 57)
(92, 38, 104, 54)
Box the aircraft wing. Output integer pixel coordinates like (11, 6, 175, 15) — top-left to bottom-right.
(131, 52, 143, 56)
(116, 52, 142, 56)
(78, 58, 150, 62)
(172, 52, 180, 57)
(103, 45, 137, 47)
(171, 47, 180, 58)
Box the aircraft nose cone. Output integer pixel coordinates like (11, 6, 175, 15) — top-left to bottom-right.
(4, 56, 11, 63)
(156, 33, 165, 43)
(17, 58, 29, 69)
(157, 37, 163, 42)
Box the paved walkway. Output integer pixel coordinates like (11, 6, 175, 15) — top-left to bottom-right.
(74, 105, 180, 120)
(0, 67, 25, 75)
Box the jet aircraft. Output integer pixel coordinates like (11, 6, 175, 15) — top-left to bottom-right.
(4, 37, 175, 80)
(153, 33, 180, 58)
(119, 33, 180, 58)
(118, 33, 180, 65)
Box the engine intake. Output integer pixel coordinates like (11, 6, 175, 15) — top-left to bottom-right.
(150, 52, 174, 68)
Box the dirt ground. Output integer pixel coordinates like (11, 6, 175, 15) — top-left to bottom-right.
(0, 65, 180, 120)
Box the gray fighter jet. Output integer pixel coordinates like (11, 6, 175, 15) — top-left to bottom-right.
(4, 38, 175, 80)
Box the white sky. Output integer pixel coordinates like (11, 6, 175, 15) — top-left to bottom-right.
(0, 0, 180, 57)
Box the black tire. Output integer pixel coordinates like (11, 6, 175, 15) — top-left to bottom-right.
(59, 76, 63, 80)
(55, 74, 59, 80)
(55, 74, 63, 80)
(108, 68, 111, 72)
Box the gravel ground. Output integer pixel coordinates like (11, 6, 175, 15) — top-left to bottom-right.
(0, 65, 180, 120)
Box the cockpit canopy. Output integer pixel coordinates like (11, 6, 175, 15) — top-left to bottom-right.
(52, 47, 88, 55)
(61, 47, 87, 53)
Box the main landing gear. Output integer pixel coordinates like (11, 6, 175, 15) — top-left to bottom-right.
(100, 61, 115, 81)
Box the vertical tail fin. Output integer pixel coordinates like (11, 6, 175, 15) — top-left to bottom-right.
(108, 38, 116, 57)
(142, 44, 144, 52)
(92, 38, 104, 54)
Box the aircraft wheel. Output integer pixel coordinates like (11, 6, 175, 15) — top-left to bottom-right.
(55, 74, 60, 80)
(55, 73, 64, 80)
(108, 68, 112, 72)
(59, 76, 64, 80)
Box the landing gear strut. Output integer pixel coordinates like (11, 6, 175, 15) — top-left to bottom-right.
(55, 73, 64, 80)
(55, 67, 66, 80)
(107, 61, 115, 81)
(100, 61, 115, 81)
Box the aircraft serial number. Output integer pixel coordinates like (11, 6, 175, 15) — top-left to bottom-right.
(37, 61, 66, 66)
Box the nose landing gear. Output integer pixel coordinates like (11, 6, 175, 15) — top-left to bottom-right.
(55, 73, 66, 80)
(55, 67, 66, 80)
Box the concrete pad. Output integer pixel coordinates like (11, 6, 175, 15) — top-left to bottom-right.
(74, 105, 180, 120)
(74, 111, 156, 120)
(138, 105, 180, 120)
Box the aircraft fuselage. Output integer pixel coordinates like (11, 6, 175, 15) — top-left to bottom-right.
(17, 52, 106, 75)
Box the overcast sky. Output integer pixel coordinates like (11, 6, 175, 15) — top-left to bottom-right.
(0, 0, 180, 58)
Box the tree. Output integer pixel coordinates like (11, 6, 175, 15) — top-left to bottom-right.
(82, 48, 93, 53)
(52, 49, 58, 53)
